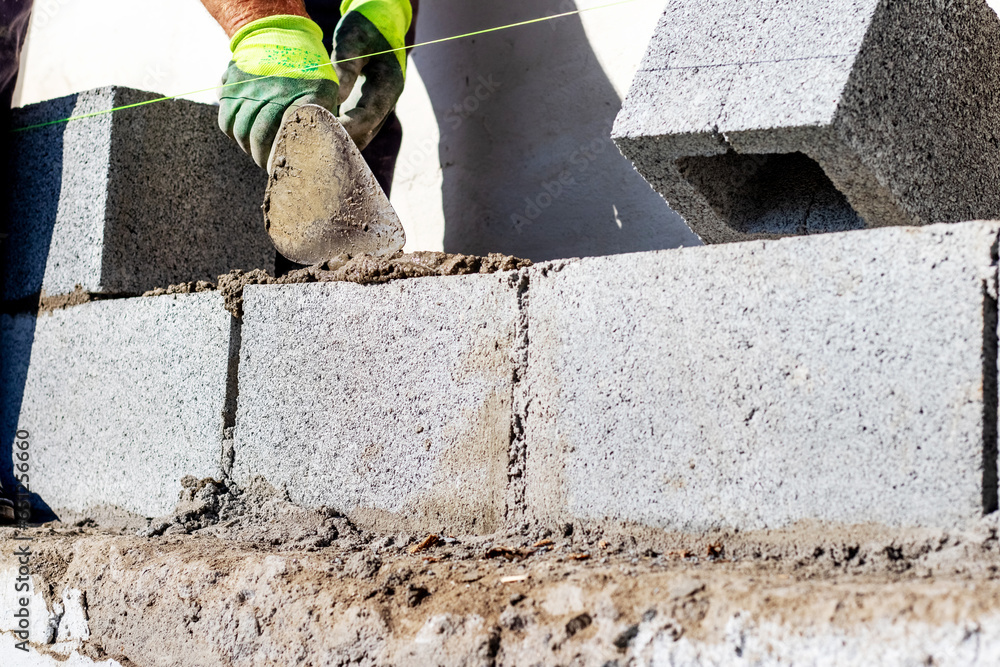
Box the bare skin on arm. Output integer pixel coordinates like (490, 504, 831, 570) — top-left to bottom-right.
(203, 0, 340, 168)
(199, 0, 310, 37)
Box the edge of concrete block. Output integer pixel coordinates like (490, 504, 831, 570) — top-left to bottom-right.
(2, 86, 273, 302)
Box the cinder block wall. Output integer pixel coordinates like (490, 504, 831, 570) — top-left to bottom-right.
(1, 87, 272, 301)
(5, 222, 998, 534)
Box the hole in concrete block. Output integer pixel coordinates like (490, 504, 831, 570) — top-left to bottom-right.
(675, 151, 865, 236)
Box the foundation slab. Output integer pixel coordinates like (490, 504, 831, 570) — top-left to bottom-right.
(525, 221, 1000, 532)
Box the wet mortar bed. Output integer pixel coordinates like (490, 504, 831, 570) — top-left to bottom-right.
(143, 251, 533, 317)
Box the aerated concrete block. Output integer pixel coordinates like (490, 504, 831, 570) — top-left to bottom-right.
(233, 275, 521, 534)
(613, 0, 1000, 244)
(0, 293, 235, 517)
(1, 86, 272, 301)
(525, 221, 1000, 531)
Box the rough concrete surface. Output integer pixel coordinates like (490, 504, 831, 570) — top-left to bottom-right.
(0, 293, 234, 517)
(233, 273, 523, 535)
(1, 86, 272, 301)
(613, 0, 1000, 243)
(2, 508, 1000, 666)
(7, 221, 1000, 537)
(525, 222, 1000, 532)
(138, 251, 530, 317)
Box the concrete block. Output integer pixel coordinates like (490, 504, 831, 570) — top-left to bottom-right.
(613, 0, 1000, 244)
(233, 275, 521, 534)
(525, 221, 1000, 531)
(1, 86, 272, 301)
(0, 293, 235, 517)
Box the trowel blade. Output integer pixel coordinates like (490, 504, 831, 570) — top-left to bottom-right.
(262, 104, 406, 265)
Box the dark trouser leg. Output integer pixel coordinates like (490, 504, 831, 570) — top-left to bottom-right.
(0, 0, 33, 112)
(361, 110, 402, 197)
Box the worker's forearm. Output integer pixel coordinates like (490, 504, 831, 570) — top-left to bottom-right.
(200, 0, 310, 37)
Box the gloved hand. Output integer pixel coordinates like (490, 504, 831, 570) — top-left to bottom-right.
(219, 15, 340, 169)
(334, 0, 412, 150)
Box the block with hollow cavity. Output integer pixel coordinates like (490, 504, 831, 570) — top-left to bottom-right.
(612, 0, 1000, 243)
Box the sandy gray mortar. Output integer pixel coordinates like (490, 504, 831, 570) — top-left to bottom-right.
(0, 293, 235, 517)
(1, 86, 272, 302)
(233, 274, 521, 535)
(612, 0, 1000, 244)
(5, 525, 1000, 667)
(524, 221, 1000, 532)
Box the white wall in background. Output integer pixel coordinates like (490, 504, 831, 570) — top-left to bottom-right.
(394, 0, 699, 259)
(16, 0, 230, 106)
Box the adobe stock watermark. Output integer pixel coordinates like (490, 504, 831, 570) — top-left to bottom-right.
(29, 0, 76, 32)
(140, 63, 170, 93)
(11, 428, 34, 653)
(509, 135, 611, 233)
(396, 73, 502, 183)
(443, 74, 502, 131)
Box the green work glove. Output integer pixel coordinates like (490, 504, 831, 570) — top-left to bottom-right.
(219, 15, 340, 169)
(334, 0, 412, 149)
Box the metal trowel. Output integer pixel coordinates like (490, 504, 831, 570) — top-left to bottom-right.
(262, 104, 406, 265)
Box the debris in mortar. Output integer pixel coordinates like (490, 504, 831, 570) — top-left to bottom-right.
(13, 285, 117, 315)
(565, 613, 593, 637)
(33, 495, 1000, 661)
(12, 521, 1000, 667)
(217, 268, 272, 318)
(486, 545, 530, 561)
(409, 534, 440, 554)
(142, 280, 216, 298)
(39, 285, 97, 312)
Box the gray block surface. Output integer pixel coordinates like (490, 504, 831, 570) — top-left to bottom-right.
(525, 221, 1000, 531)
(613, 0, 1000, 244)
(233, 274, 518, 532)
(2, 87, 272, 301)
(233, 275, 521, 534)
(0, 293, 234, 517)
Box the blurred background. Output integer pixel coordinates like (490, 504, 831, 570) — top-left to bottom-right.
(14, 0, 1000, 260)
